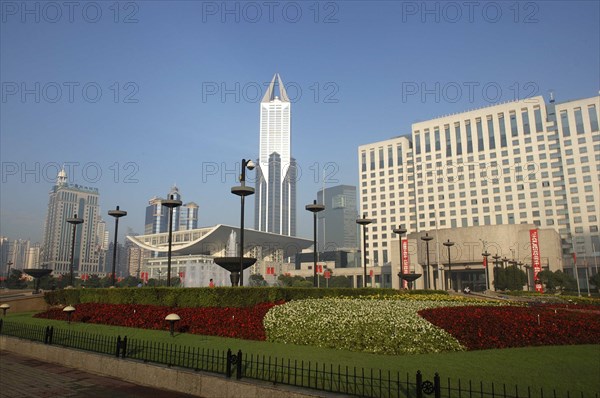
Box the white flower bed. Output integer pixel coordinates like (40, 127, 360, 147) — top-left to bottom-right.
(264, 297, 491, 355)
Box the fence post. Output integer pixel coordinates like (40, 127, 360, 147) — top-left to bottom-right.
(116, 336, 121, 358)
(226, 349, 232, 378)
(49, 327, 53, 345)
(122, 337, 127, 358)
(416, 371, 423, 398)
(0, 318, 3, 333)
(236, 350, 243, 380)
(44, 326, 50, 344)
(434, 372, 441, 398)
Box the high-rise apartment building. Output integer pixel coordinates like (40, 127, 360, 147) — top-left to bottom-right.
(41, 168, 102, 276)
(254, 73, 297, 236)
(358, 95, 600, 268)
(317, 185, 359, 251)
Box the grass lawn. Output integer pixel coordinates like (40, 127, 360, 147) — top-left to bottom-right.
(4, 311, 599, 396)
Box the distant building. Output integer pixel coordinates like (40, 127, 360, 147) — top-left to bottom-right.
(41, 168, 102, 276)
(255, 74, 297, 236)
(317, 185, 358, 251)
(144, 186, 198, 234)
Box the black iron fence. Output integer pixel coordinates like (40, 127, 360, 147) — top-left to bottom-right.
(0, 320, 596, 398)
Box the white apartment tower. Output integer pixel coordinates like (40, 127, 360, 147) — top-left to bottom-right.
(41, 168, 102, 276)
(358, 95, 600, 269)
(254, 73, 297, 236)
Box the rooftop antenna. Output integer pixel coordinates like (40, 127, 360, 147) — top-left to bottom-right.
(549, 90, 555, 103)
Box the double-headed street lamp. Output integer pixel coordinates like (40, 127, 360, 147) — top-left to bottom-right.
(393, 225, 407, 288)
(443, 239, 455, 291)
(108, 205, 127, 287)
(162, 195, 182, 287)
(66, 214, 84, 287)
(356, 214, 374, 288)
(231, 158, 255, 286)
(492, 254, 501, 291)
(306, 200, 325, 287)
(421, 233, 433, 290)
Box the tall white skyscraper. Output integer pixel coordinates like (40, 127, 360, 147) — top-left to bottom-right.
(41, 168, 102, 275)
(254, 73, 297, 236)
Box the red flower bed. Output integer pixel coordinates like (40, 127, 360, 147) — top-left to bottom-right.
(418, 305, 600, 350)
(35, 302, 280, 340)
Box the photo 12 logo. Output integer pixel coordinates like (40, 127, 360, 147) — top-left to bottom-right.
(1, 1, 139, 23)
(201, 81, 339, 104)
(400, 1, 540, 24)
(1, 162, 140, 184)
(200, 161, 340, 184)
(200, 1, 339, 23)
(1, 82, 140, 104)
(401, 81, 540, 104)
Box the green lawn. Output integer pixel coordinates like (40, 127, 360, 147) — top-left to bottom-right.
(3, 312, 599, 396)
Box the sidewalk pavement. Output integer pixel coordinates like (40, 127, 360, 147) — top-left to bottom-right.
(0, 350, 200, 398)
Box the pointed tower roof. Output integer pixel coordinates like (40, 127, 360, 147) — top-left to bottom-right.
(57, 166, 68, 186)
(261, 73, 290, 103)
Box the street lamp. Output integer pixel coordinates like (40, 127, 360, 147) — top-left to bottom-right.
(443, 239, 455, 291)
(518, 261, 526, 291)
(63, 305, 75, 324)
(306, 200, 325, 287)
(482, 250, 491, 291)
(66, 214, 84, 287)
(420, 233, 433, 290)
(165, 313, 180, 337)
(393, 225, 407, 289)
(0, 303, 10, 317)
(162, 195, 182, 287)
(492, 254, 501, 291)
(356, 214, 374, 288)
(156, 269, 162, 285)
(108, 205, 127, 287)
(231, 158, 255, 287)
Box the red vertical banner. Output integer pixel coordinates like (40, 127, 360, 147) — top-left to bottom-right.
(401, 239, 410, 288)
(483, 256, 488, 267)
(178, 271, 185, 279)
(530, 229, 543, 292)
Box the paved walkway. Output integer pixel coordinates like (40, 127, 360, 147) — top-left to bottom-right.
(0, 350, 200, 398)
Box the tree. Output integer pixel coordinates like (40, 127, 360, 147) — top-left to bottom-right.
(537, 270, 557, 292)
(589, 272, 600, 292)
(249, 274, 267, 287)
(6, 269, 27, 289)
(329, 275, 352, 288)
(494, 266, 527, 291)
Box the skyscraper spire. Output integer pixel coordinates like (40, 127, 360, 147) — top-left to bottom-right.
(261, 73, 290, 103)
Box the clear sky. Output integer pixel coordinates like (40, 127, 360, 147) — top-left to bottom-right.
(1, 0, 599, 243)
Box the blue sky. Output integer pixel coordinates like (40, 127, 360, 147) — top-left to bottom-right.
(1, 0, 599, 243)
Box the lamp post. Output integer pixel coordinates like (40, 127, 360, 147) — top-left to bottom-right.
(162, 195, 182, 287)
(356, 214, 374, 288)
(63, 305, 75, 324)
(518, 261, 527, 291)
(393, 225, 407, 289)
(165, 313, 180, 337)
(306, 200, 325, 287)
(66, 214, 84, 287)
(156, 269, 162, 285)
(443, 239, 455, 291)
(0, 303, 10, 317)
(482, 250, 491, 291)
(421, 233, 433, 290)
(231, 158, 255, 287)
(492, 254, 501, 291)
(108, 205, 127, 287)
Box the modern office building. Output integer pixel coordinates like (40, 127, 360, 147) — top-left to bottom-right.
(254, 73, 297, 236)
(144, 186, 198, 235)
(41, 168, 102, 276)
(317, 185, 359, 251)
(358, 94, 600, 288)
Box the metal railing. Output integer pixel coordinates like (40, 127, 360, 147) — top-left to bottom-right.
(1, 320, 596, 398)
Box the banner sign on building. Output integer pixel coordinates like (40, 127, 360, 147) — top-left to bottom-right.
(402, 239, 410, 288)
(530, 229, 543, 292)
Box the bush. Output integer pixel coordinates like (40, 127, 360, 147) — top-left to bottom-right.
(44, 287, 435, 307)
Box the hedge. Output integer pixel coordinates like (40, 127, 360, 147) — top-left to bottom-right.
(44, 287, 447, 308)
